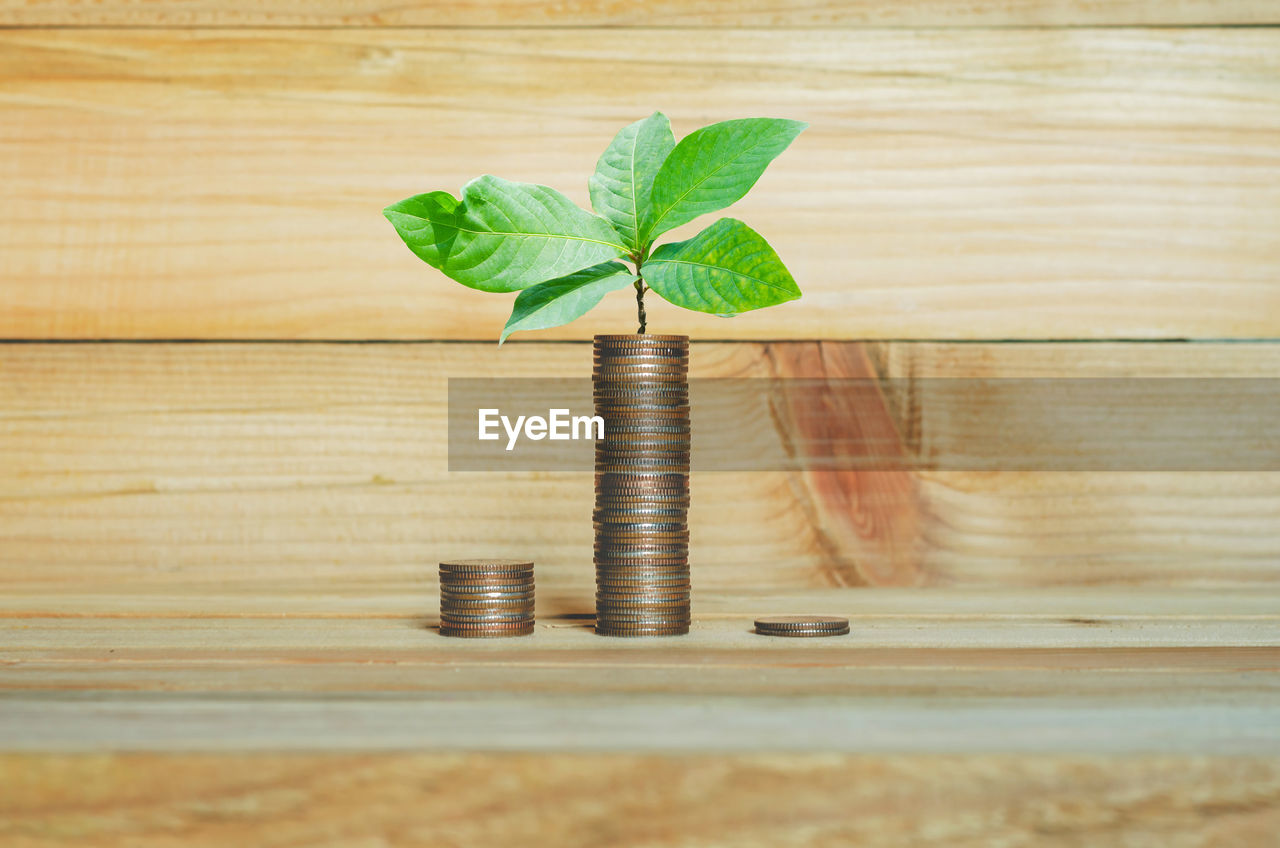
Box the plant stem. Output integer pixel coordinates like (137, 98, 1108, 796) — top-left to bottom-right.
(634, 277, 647, 334)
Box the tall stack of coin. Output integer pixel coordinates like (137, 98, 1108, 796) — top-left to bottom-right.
(438, 559, 534, 638)
(593, 334, 691, 637)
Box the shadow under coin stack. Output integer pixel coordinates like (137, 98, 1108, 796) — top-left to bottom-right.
(438, 559, 535, 638)
(593, 334, 691, 637)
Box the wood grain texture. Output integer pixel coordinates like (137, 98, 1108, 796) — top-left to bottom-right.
(2, 341, 1278, 590)
(2, 753, 1276, 848)
(1, 0, 1276, 27)
(2, 29, 1278, 340)
(1, 589, 1278, 754)
(5, 587, 1280, 696)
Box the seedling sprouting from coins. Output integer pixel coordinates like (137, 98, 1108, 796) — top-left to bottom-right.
(384, 114, 805, 341)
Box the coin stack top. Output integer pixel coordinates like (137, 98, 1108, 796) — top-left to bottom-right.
(593, 335, 691, 637)
(439, 559, 534, 638)
(753, 615, 850, 637)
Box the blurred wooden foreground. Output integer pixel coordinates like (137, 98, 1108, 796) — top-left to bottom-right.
(3, 753, 1274, 847)
(1, 0, 1275, 26)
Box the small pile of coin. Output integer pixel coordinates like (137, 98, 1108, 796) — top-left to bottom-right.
(754, 615, 850, 638)
(438, 559, 534, 638)
(593, 334, 691, 637)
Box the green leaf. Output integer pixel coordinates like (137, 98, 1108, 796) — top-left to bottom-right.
(380, 190, 463, 269)
(642, 118, 806, 243)
(642, 218, 801, 315)
(588, 112, 675, 251)
(384, 175, 629, 292)
(500, 261, 637, 343)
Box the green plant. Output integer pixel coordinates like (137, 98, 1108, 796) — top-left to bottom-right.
(384, 113, 806, 342)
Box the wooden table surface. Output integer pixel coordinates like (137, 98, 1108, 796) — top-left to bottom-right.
(3, 586, 1278, 844)
(4, 586, 1278, 753)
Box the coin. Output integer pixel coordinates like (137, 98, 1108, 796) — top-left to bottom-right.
(593, 523, 687, 534)
(439, 624, 535, 639)
(439, 616, 535, 628)
(599, 411, 690, 422)
(439, 575, 534, 585)
(440, 615, 535, 626)
(599, 441, 691, 452)
(596, 451, 692, 463)
(594, 508, 688, 519)
(439, 573, 534, 583)
(596, 395, 685, 404)
(595, 610, 690, 621)
(593, 505, 688, 516)
(595, 546, 688, 557)
(439, 573, 533, 582)
(595, 404, 690, 415)
(596, 574, 689, 584)
(439, 583, 534, 594)
(753, 616, 850, 637)
(594, 562, 689, 572)
(440, 599, 536, 612)
(596, 595, 689, 605)
(592, 372, 687, 384)
(595, 471, 688, 483)
(593, 490, 689, 501)
(594, 625, 689, 637)
(596, 603, 691, 615)
(593, 548, 688, 558)
(439, 618, 535, 630)
(440, 592, 533, 602)
(594, 487, 688, 498)
(596, 591, 687, 598)
(597, 445, 689, 455)
(595, 526, 690, 537)
(594, 337, 688, 344)
(595, 461, 690, 473)
(593, 490, 688, 500)
(439, 558, 532, 569)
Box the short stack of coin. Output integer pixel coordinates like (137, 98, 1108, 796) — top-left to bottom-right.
(438, 559, 535, 638)
(754, 615, 850, 638)
(593, 334, 691, 637)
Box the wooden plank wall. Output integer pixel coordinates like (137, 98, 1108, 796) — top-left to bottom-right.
(0, 0, 1277, 591)
(4, 342, 1280, 592)
(1, 26, 1278, 339)
(2, 3, 1279, 842)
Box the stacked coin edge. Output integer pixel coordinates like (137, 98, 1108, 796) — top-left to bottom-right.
(593, 335, 691, 637)
(753, 616, 850, 637)
(439, 559, 535, 638)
